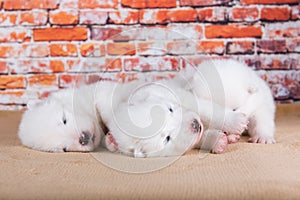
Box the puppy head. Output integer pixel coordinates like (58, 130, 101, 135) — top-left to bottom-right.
(18, 90, 102, 152)
(105, 99, 203, 158)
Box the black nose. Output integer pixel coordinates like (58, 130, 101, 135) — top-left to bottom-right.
(79, 131, 91, 146)
(191, 119, 201, 133)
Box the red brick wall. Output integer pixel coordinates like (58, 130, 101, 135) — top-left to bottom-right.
(0, 0, 299, 110)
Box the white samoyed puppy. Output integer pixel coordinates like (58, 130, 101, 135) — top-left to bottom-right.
(18, 81, 141, 152)
(102, 81, 247, 157)
(184, 59, 276, 144)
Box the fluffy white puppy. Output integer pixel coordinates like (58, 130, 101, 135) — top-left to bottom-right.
(103, 96, 204, 157)
(18, 81, 140, 152)
(102, 81, 246, 157)
(185, 59, 276, 144)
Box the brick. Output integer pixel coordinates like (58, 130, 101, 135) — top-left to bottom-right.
(124, 57, 180, 71)
(182, 56, 223, 69)
(60, 0, 79, 8)
(243, 55, 297, 70)
(50, 43, 78, 57)
(167, 40, 197, 55)
(291, 5, 300, 20)
(257, 40, 287, 53)
(265, 22, 300, 38)
(28, 74, 58, 88)
(20, 10, 48, 26)
(167, 24, 203, 40)
(0, 104, 26, 111)
(79, 10, 108, 25)
(180, 0, 231, 6)
(0, 75, 26, 89)
(91, 27, 122, 41)
(198, 7, 227, 22)
(137, 42, 167, 56)
(0, 61, 8, 74)
(121, 0, 176, 8)
(49, 10, 79, 25)
(0, 90, 27, 104)
(140, 9, 197, 24)
(79, 0, 118, 8)
(0, 12, 18, 26)
(50, 60, 65, 72)
(287, 38, 300, 52)
(241, 0, 298, 5)
(116, 73, 139, 83)
(80, 43, 105, 57)
(166, 9, 198, 23)
(0, 44, 20, 58)
(226, 41, 255, 54)
(205, 24, 262, 38)
(80, 58, 122, 72)
(197, 41, 225, 55)
(109, 10, 139, 24)
(22, 43, 49, 57)
(261, 7, 290, 21)
(229, 7, 259, 22)
(107, 42, 136, 55)
(4, 0, 59, 10)
(33, 27, 88, 41)
(59, 74, 86, 88)
(9, 60, 60, 74)
(0, 28, 31, 42)
(263, 71, 300, 100)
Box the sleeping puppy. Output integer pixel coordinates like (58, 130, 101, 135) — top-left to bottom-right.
(18, 81, 141, 152)
(102, 82, 245, 157)
(184, 59, 276, 144)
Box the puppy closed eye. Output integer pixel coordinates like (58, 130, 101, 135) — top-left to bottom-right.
(62, 114, 67, 125)
(164, 135, 171, 145)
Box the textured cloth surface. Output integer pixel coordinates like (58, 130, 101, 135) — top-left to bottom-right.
(1, 104, 300, 199)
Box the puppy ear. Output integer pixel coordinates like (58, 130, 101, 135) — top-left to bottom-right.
(26, 99, 47, 110)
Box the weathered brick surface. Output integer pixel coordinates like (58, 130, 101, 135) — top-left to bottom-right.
(261, 7, 290, 21)
(4, 0, 59, 10)
(229, 7, 259, 22)
(206, 24, 262, 38)
(198, 7, 227, 22)
(0, 0, 299, 109)
(180, 0, 231, 6)
(122, 0, 176, 8)
(241, 0, 298, 5)
(79, 0, 118, 9)
(226, 41, 255, 54)
(257, 40, 287, 53)
(0, 75, 26, 89)
(33, 27, 88, 41)
(80, 43, 105, 57)
(49, 10, 79, 25)
(20, 11, 48, 26)
(79, 10, 108, 25)
(197, 41, 225, 55)
(50, 43, 78, 57)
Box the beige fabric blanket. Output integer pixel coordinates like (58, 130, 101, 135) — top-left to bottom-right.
(1, 104, 300, 199)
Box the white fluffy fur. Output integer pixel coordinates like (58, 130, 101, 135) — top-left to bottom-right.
(18, 81, 140, 152)
(185, 59, 276, 144)
(103, 83, 204, 157)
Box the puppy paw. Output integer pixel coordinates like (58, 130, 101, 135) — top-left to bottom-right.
(248, 136, 276, 144)
(223, 111, 248, 135)
(105, 133, 119, 152)
(226, 134, 241, 144)
(211, 133, 228, 154)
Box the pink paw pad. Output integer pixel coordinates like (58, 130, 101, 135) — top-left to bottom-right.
(212, 133, 228, 154)
(105, 133, 118, 152)
(227, 134, 241, 144)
